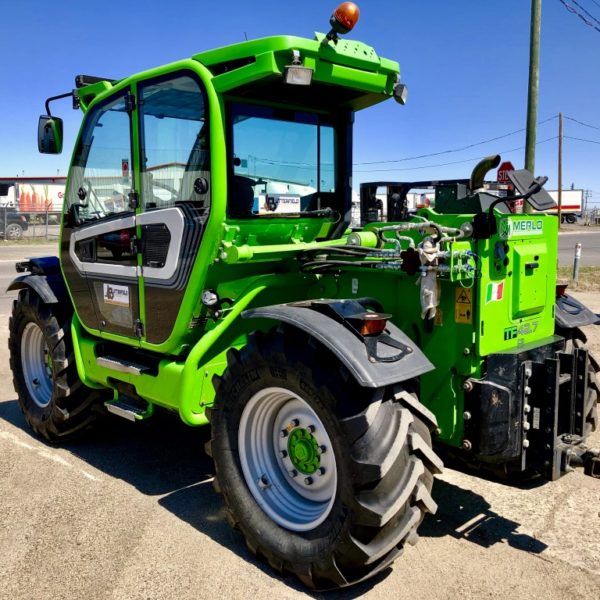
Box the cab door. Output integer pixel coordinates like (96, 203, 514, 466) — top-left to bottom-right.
(61, 89, 141, 340)
(135, 72, 211, 346)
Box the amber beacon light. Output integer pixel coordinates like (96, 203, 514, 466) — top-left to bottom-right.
(325, 2, 360, 43)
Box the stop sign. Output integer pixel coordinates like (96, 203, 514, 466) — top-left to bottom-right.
(497, 161, 515, 183)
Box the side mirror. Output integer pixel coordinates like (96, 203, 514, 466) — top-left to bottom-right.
(38, 115, 63, 154)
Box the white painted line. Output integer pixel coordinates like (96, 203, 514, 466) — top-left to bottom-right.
(0, 429, 101, 482)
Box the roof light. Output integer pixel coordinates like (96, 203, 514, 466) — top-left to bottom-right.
(284, 51, 313, 86)
(331, 2, 360, 34)
(325, 2, 360, 43)
(393, 82, 408, 105)
(284, 65, 313, 85)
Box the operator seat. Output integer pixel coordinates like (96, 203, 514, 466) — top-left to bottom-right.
(229, 175, 256, 217)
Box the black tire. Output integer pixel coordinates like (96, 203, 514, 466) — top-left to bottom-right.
(563, 332, 598, 437)
(8, 288, 108, 442)
(565, 214, 577, 224)
(5, 223, 24, 240)
(207, 326, 442, 590)
(575, 341, 599, 437)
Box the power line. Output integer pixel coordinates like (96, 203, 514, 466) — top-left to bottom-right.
(570, 0, 600, 26)
(564, 115, 600, 131)
(354, 137, 558, 173)
(564, 134, 600, 145)
(353, 116, 557, 166)
(558, 0, 600, 32)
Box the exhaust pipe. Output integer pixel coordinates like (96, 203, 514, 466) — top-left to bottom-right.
(470, 155, 501, 191)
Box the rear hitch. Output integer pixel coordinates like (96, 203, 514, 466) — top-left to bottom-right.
(560, 440, 600, 479)
(583, 449, 600, 479)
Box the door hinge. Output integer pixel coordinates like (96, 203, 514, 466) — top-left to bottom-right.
(134, 319, 144, 339)
(125, 92, 136, 113)
(128, 190, 139, 210)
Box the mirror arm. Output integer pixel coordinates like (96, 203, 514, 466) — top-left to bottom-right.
(44, 92, 74, 116)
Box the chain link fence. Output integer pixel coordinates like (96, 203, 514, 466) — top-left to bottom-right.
(1, 207, 60, 241)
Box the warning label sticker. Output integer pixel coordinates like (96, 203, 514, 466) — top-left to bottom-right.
(455, 288, 472, 324)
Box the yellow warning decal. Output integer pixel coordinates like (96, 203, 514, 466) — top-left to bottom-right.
(434, 309, 443, 327)
(455, 288, 472, 324)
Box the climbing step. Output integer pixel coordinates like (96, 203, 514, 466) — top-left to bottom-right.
(105, 396, 152, 422)
(96, 355, 149, 376)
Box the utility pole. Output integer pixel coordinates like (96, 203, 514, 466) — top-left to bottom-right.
(557, 112, 563, 226)
(525, 0, 542, 173)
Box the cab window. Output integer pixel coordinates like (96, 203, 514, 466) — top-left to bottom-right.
(67, 93, 133, 221)
(138, 74, 210, 210)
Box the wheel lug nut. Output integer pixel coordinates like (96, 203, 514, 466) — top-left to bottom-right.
(291, 418, 300, 427)
(307, 425, 316, 433)
(289, 469, 298, 478)
(280, 429, 288, 438)
(317, 467, 325, 476)
(318, 445, 327, 453)
(304, 477, 313, 485)
(279, 450, 288, 458)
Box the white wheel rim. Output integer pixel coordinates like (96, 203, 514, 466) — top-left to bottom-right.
(238, 387, 337, 532)
(7, 224, 22, 239)
(21, 322, 53, 408)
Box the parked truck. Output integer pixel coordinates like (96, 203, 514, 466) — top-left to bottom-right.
(8, 3, 599, 591)
(0, 179, 65, 224)
(546, 189, 583, 223)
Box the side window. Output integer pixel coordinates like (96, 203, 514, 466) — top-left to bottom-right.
(138, 74, 210, 210)
(68, 94, 133, 221)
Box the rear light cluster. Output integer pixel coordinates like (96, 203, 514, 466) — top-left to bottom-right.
(357, 312, 390, 336)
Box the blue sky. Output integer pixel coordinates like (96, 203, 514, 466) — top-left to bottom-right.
(1, 0, 599, 203)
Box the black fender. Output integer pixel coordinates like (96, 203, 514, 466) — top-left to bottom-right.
(555, 293, 600, 329)
(243, 302, 434, 388)
(6, 256, 69, 305)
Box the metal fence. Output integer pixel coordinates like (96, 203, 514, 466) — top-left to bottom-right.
(582, 209, 600, 226)
(1, 207, 60, 241)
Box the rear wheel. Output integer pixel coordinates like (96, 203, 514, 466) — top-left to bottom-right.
(9, 288, 108, 441)
(5, 223, 24, 240)
(208, 326, 442, 590)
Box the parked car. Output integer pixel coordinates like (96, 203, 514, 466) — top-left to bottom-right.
(0, 208, 29, 240)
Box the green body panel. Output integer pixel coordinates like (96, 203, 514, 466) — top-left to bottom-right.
(195, 34, 398, 107)
(475, 214, 557, 357)
(56, 30, 560, 452)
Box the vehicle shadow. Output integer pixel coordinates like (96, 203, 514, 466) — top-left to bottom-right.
(421, 478, 547, 553)
(0, 399, 547, 596)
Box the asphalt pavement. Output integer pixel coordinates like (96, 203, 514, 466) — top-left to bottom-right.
(0, 236, 599, 600)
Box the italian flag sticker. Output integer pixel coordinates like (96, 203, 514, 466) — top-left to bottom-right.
(486, 281, 504, 303)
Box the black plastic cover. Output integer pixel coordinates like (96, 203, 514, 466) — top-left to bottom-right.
(507, 169, 556, 211)
(7, 256, 67, 305)
(555, 293, 600, 329)
(243, 303, 434, 388)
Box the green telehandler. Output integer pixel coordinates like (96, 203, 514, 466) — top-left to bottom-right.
(8, 2, 599, 590)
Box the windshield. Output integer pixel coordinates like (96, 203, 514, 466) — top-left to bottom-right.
(229, 104, 338, 217)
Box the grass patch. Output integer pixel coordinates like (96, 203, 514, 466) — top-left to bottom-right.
(557, 266, 600, 291)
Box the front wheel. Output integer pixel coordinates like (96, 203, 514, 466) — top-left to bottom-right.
(9, 289, 109, 441)
(208, 326, 442, 590)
